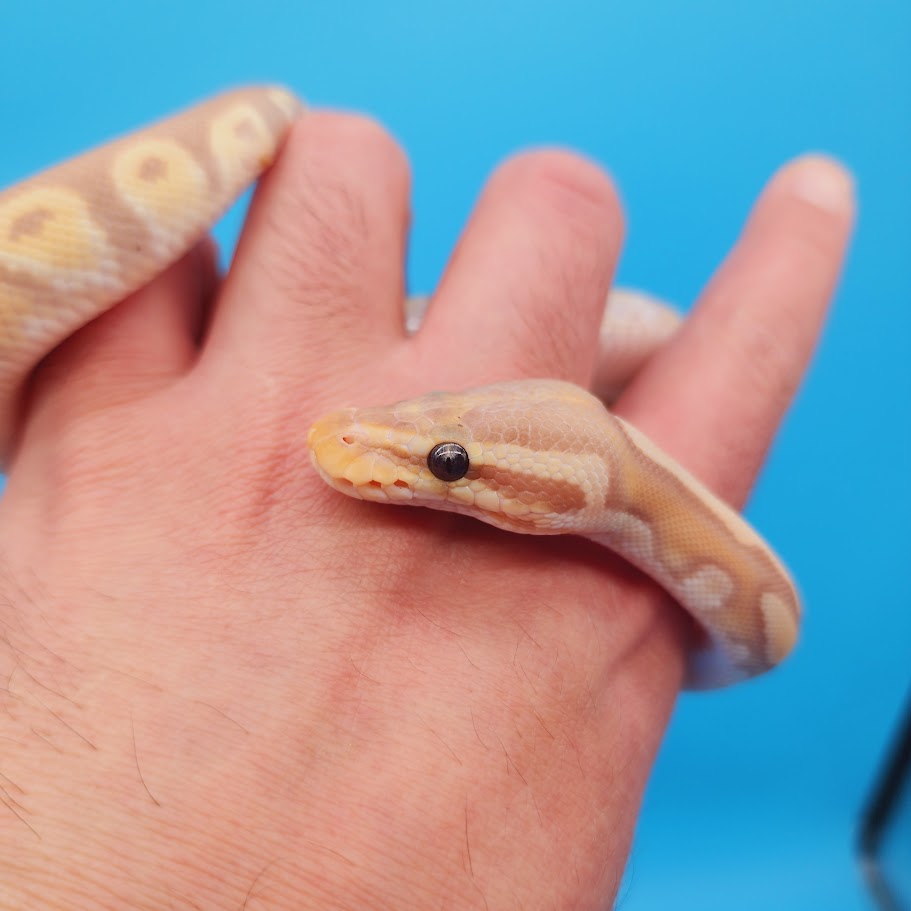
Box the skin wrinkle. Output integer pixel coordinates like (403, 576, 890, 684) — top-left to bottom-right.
(526, 151, 620, 220)
(690, 270, 800, 447)
(728, 309, 800, 417)
(14, 246, 216, 443)
(512, 260, 595, 381)
(237, 137, 411, 384)
(483, 632, 641, 905)
(259, 177, 368, 324)
(418, 150, 620, 397)
(513, 154, 618, 379)
(0, 623, 94, 845)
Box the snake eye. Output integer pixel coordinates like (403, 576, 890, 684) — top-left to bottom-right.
(427, 442, 470, 482)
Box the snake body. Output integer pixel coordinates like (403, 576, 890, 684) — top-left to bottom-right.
(0, 87, 800, 689)
(0, 86, 301, 454)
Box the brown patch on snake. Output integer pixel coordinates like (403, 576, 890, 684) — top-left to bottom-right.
(232, 117, 260, 143)
(8, 208, 54, 243)
(137, 156, 167, 183)
(472, 464, 588, 513)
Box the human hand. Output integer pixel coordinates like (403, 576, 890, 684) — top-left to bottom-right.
(0, 112, 853, 909)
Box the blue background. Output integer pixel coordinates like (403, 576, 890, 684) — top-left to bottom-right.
(2, 2, 908, 908)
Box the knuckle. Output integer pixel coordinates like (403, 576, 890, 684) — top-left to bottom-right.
(731, 310, 800, 408)
(501, 149, 621, 229)
(259, 113, 410, 311)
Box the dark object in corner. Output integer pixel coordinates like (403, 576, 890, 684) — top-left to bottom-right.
(859, 692, 911, 911)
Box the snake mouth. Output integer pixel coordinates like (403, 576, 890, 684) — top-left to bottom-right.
(307, 409, 417, 503)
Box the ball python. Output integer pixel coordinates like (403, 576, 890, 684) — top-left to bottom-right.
(0, 86, 800, 689)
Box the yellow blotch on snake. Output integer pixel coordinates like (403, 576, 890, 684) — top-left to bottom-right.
(0, 186, 108, 277)
(112, 139, 209, 237)
(209, 104, 275, 188)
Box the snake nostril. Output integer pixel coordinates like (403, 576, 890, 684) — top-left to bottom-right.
(341, 435, 354, 445)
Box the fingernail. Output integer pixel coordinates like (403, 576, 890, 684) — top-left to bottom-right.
(784, 154, 856, 214)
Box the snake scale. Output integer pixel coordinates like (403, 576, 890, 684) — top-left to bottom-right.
(0, 86, 800, 689)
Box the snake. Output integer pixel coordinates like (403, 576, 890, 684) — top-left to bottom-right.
(0, 86, 800, 689)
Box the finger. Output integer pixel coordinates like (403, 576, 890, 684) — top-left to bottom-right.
(203, 112, 411, 394)
(616, 155, 855, 507)
(414, 151, 623, 387)
(25, 237, 217, 425)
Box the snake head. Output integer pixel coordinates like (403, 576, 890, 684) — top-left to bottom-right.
(307, 381, 606, 533)
(307, 401, 470, 507)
